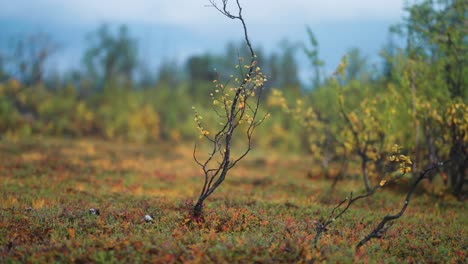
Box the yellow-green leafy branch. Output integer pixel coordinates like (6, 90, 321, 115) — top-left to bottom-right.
(192, 0, 268, 217)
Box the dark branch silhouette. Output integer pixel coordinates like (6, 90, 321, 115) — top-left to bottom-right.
(356, 160, 450, 249)
(313, 171, 405, 247)
(192, 0, 267, 218)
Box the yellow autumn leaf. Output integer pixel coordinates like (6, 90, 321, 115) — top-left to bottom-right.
(379, 180, 387, 186)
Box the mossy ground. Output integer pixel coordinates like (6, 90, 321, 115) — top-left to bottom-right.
(0, 138, 466, 263)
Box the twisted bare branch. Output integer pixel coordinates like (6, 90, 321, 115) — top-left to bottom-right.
(356, 160, 450, 249)
(192, 0, 267, 217)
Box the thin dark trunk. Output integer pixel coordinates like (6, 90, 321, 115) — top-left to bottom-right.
(356, 160, 449, 249)
(362, 156, 371, 192)
(193, 198, 204, 218)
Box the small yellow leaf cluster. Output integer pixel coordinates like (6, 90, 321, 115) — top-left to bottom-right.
(195, 60, 268, 141)
(391, 144, 401, 153)
(210, 79, 234, 109)
(209, 61, 266, 116)
(334, 55, 348, 77)
(445, 102, 468, 143)
(389, 144, 412, 174)
(379, 179, 387, 186)
(192, 106, 210, 138)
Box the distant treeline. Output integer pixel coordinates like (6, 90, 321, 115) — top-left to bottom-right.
(0, 0, 466, 179)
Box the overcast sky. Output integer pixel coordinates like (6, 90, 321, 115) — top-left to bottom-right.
(1, 0, 406, 27)
(0, 0, 409, 79)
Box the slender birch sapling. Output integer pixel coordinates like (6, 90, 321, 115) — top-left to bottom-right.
(192, 0, 268, 218)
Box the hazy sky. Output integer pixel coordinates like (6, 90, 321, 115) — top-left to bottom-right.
(0, 0, 409, 79)
(1, 0, 406, 26)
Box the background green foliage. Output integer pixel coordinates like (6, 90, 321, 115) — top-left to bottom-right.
(0, 0, 466, 196)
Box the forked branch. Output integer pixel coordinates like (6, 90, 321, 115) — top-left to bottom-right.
(356, 160, 450, 249)
(313, 171, 406, 247)
(192, 0, 267, 218)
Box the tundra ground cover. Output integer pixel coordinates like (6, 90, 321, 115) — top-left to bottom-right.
(0, 138, 466, 263)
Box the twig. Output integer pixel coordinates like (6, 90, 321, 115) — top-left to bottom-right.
(356, 160, 450, 249)
(313, 170, 407, 247)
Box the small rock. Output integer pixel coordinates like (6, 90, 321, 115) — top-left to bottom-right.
(144, 214, 153, 222)
(89, 208, 100, 215)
